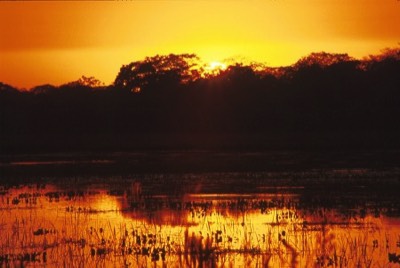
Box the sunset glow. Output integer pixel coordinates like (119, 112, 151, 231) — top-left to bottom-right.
(203, 61, 227, 76)
(1, 0, 399, 88)
(208, 62, 227, 71)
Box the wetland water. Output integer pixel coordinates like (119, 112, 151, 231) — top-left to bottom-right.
(1, 154, 400, 267)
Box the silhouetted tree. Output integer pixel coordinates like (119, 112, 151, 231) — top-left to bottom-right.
(294, 52, 355, 69)
(113, 54, 200, 93)
(31, 84, 58, 95)
(218, 64, 259, 86)
(0, 82, 19, 94)
(61, 76, 106, 89)
(1, 48, 400, 152)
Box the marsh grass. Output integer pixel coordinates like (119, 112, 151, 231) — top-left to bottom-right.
(0, 170, 399, 267)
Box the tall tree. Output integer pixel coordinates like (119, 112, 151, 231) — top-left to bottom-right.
(114, 54, 200, 93)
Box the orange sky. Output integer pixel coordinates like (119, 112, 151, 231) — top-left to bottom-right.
(1, 0, 399, 89)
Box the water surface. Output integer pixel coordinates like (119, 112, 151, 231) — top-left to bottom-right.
(1, 167, 400, 267)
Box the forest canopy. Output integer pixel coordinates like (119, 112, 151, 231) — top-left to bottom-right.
(2, 47, 399, 92)
(1, 48, 400, 152)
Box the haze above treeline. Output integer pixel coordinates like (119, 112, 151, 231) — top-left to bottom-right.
(1, 48, 400, 152)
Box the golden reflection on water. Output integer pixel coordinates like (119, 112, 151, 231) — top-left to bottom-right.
(0, 182, 399, 267)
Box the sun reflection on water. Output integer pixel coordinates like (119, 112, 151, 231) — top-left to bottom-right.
(0, 181, 399, 267)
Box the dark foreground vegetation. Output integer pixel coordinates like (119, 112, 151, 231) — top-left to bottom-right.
(1, 48, 400, 152)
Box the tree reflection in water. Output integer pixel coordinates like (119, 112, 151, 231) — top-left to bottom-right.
(0, 174, 399, 267)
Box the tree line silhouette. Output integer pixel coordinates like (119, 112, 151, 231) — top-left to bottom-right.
(1, 48, 400, 152)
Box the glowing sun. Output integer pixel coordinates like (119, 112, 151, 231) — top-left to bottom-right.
(206, 61, 227, 71)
